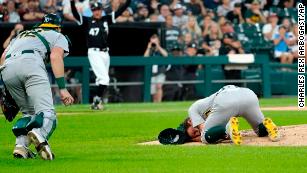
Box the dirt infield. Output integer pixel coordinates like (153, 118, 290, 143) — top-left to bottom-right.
(139, 124, 307, 146)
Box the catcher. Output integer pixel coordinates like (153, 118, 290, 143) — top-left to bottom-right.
(0, 13, 74, 160)
(158, 85, 280, 145)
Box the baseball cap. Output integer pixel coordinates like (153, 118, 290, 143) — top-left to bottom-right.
(234, 2, 241, 7)
(174, 3, 183, 10)
(252, 0, 260, 4)
(90, 2, 103, 11)
(137, 3, 147, 9)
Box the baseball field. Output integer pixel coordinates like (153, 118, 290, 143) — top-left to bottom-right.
(0, 97, 306, 173)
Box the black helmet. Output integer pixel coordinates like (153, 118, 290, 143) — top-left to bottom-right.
(38, 13, 62, 28)
(90, 2, 103, 10)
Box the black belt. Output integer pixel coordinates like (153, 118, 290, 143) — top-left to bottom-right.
(6, 50, 35, 59)
(89, 47, 109, 52)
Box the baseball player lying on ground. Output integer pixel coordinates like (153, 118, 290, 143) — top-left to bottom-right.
(159, 85, 280, 145)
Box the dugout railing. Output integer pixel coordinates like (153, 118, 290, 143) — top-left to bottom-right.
(62, 54, 272, 103)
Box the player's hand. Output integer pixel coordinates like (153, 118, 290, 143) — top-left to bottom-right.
(60, 89, 74, 106)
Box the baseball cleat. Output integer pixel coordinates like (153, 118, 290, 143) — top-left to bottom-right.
(226, 117, 242, 145)
(27, 130, 54, 160)
(263, 118, 280, 142)
(13, 145, 36, 159)
(91, 96, 104, 110)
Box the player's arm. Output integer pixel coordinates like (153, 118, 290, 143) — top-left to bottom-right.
(70, 0, 87, 25)
(114, 0, 131, 18)
(50, 47, 74, 105)
(1, 51, 6, 66)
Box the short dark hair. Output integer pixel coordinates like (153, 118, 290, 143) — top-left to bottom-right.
(177, 117, 192, 141)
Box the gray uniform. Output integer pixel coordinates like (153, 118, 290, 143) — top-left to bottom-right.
(188, 85, 264, 135)
(1, 28, 69, 146)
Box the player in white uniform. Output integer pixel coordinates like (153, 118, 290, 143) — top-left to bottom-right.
(179, 85, 280, 145)
(0, 14, 74, 160)
(70, 0, 131, 109)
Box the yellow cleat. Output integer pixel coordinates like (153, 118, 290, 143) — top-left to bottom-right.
(263, 118, 280, 142)
(226, 117, 242, 145)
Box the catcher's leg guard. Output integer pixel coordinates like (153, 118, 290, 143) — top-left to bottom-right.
(12, 113, 44, 137)
(201, 126, 227, 144)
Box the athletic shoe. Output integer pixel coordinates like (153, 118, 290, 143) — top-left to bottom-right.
(263, 118, 280, 142)
(27, 129, 54, 160)
(225, 117, 242, 145)
(13, 145, 36, 159)
(91, 96, 103, 110)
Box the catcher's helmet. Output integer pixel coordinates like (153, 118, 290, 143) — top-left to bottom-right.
(38, 13, 62, 28)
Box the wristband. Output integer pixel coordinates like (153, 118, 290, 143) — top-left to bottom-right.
(56, 77, 66, 89)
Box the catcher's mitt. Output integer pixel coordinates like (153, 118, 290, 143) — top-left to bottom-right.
(0, 87, 19, 122)
(158, 128, 187, 145)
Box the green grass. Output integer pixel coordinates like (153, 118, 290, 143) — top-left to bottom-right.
(0, 97, 306, 173)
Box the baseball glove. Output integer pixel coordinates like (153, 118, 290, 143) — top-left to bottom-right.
(158, 128, 187, 145)
(0, 87, 19, 122)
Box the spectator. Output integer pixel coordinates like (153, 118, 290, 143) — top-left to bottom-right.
(185, 0, 206, 16)
(134, 3, 149, 21)
(148, 0, 159, 14)
(288, 24, 298, 59)
(44, 0, 65, 17)
(182, 42, 199, 100)
(217, 0, 233, 17)
(273, 25, 293, 64)
(163, 43, 185, 101)
(217, 15, 227, 27)
(6, 0, 21, 22)
(181, 16, 202, 44)
(201, 15, 216, 36)
(23, 0, 44, 21)
(182, 32, 195, 49)
(206, 8, 216, 20)
(262, 13, 279, 41)
(116, 7, 134, 22)
(201, 23, 222, 56)
(219, 32, 245, 84)
(220, 20, 235, 34)
(220, 32, 245, 55)
(280, 17, 292, 33)
(165, 14, 182, 51)
(226, 2, 245, 24)
(3, 23, 24, 49)
(0, 2, 9, 22)
(157, 4, 170, 22)
(172, 3, 188, 29)
(245, 0, 266, 24)
(144, 34, 168, 102)
(146, 13, 158, 22)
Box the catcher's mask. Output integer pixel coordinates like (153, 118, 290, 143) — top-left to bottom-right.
(38, 13, 62, 29)
(158, 128, 187, 145)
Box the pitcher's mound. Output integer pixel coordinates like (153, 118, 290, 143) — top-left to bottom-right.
(139, 124, 307, 146)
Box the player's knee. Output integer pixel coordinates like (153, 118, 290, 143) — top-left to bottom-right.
(201, 126, 227, 144)
(12, 113, 44, 137)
